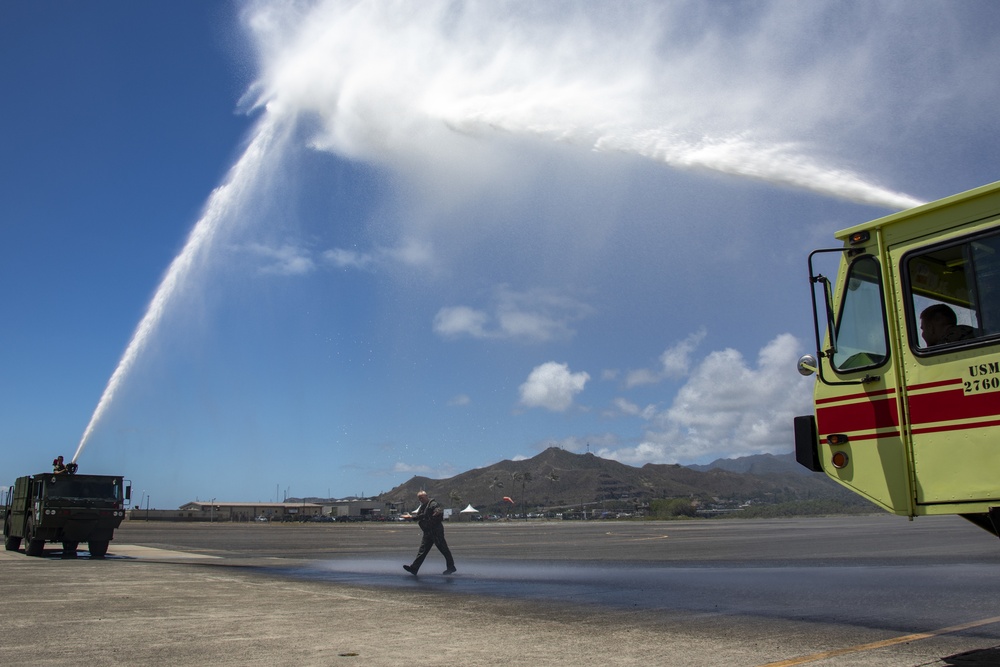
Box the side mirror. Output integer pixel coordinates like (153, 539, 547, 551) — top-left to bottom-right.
(125, 485, 132, 501)
(797, 354, 818, 377)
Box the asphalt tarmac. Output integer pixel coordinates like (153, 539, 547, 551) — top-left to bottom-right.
(3, 515, 1000, 666)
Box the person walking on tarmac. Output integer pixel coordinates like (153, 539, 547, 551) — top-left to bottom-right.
(402, 490, 456, 576)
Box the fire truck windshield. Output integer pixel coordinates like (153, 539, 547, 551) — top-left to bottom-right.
(44, 477, 120, 502)
(832, 255, 889, 371)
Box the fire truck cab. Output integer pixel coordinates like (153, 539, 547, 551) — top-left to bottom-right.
(796, 180, 1000, 536)
(3, 468, 130, 558)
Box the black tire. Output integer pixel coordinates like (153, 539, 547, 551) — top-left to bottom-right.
(88, 540, 109, 559)
(62, 541, 79, 558)
(24, 519, 44, 557)
(3, 519, 20, 551)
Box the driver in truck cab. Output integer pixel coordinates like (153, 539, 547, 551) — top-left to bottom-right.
(919, 304, 976, 347)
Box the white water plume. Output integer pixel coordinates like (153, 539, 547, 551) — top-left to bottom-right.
(73, 118, 282, 463)
(75, 1, 933, 462)
(243, 0, 925, 210)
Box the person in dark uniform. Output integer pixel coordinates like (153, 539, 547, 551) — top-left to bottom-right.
(53, 456, 67, 474)
(402, 490, 456, 576)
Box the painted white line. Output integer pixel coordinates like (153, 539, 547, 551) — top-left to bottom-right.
(757, 615, 1000, 667)
(110, 544, 220, 560)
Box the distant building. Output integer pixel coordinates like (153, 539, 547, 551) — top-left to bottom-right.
(326, 499, 395, 520)
(125, 499, 405, 522)
(176, 501, 323, 522)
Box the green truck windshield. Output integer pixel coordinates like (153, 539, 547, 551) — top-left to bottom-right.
(45, 478, 120, 502)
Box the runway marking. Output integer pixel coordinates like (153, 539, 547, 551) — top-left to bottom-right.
(0, 545, 219, 561)
(603, 532, 670, 541)
(109, 545, 220, 560)
(757, 615, 1000, 667)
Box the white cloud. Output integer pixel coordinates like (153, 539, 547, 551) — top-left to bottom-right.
(623, 368, 659, 388)
(324, 247, 374, 270)
(235, 237, 435, 277)
(609, 397, 658, 420)
(391, 461, 458, 479)
(625, 328, 707, 387)
(385, 238, 434, 268)
(599, 333, 813, 464)
(659, 328, 707, 378)
(434, 285, 594, 342)
(324, 239, 435, 271)
(433, 306, 489, 338)
(448, 394, 471, 407)
(237, 242, 316, 275)
(392, 461, 434, 475)
(519, 361, 590, 412)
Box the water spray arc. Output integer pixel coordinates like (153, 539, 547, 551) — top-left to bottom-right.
(248, 1, 925, 212)
(441, 117, 925, 211)
(72, 117, 282, 464)
(70, 1, 932, 467)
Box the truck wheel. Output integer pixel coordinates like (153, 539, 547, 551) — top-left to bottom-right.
(88, 540, 109, 559)
(62, 541, 79, 558)
(3, 519, 20, 551)
(24, 520, 44, 557)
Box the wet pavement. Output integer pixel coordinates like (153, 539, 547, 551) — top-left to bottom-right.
(3, 515, 1000, 666)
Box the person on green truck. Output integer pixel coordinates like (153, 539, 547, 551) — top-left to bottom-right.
(52, 456, 67, 474)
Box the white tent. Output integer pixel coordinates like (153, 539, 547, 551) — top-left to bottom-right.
(455, 504, 481, 521)
(460, 504, 480, 513)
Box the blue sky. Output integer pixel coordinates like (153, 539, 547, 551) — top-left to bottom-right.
(3, 1, 1000, 508)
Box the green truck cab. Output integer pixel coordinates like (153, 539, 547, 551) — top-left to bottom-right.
(3, 468, 130, 558)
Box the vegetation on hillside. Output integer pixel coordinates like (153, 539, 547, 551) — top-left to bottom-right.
(377, 447, 881, 519)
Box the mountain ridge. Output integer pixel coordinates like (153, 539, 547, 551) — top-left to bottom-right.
(373, 447, 864, 513)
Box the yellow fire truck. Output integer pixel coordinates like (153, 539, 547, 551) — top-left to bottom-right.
(795, 180, 1000, 536)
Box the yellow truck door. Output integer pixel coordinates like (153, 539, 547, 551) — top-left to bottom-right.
(890, 223, 1000, 509)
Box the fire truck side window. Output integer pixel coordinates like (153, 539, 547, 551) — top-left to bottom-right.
(832, 255, 888, 371)
(972, 234, 1000, 336)
(906, 228, 1000, 350)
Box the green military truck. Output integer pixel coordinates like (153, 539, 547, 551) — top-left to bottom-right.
(3, 468, 130, 558)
